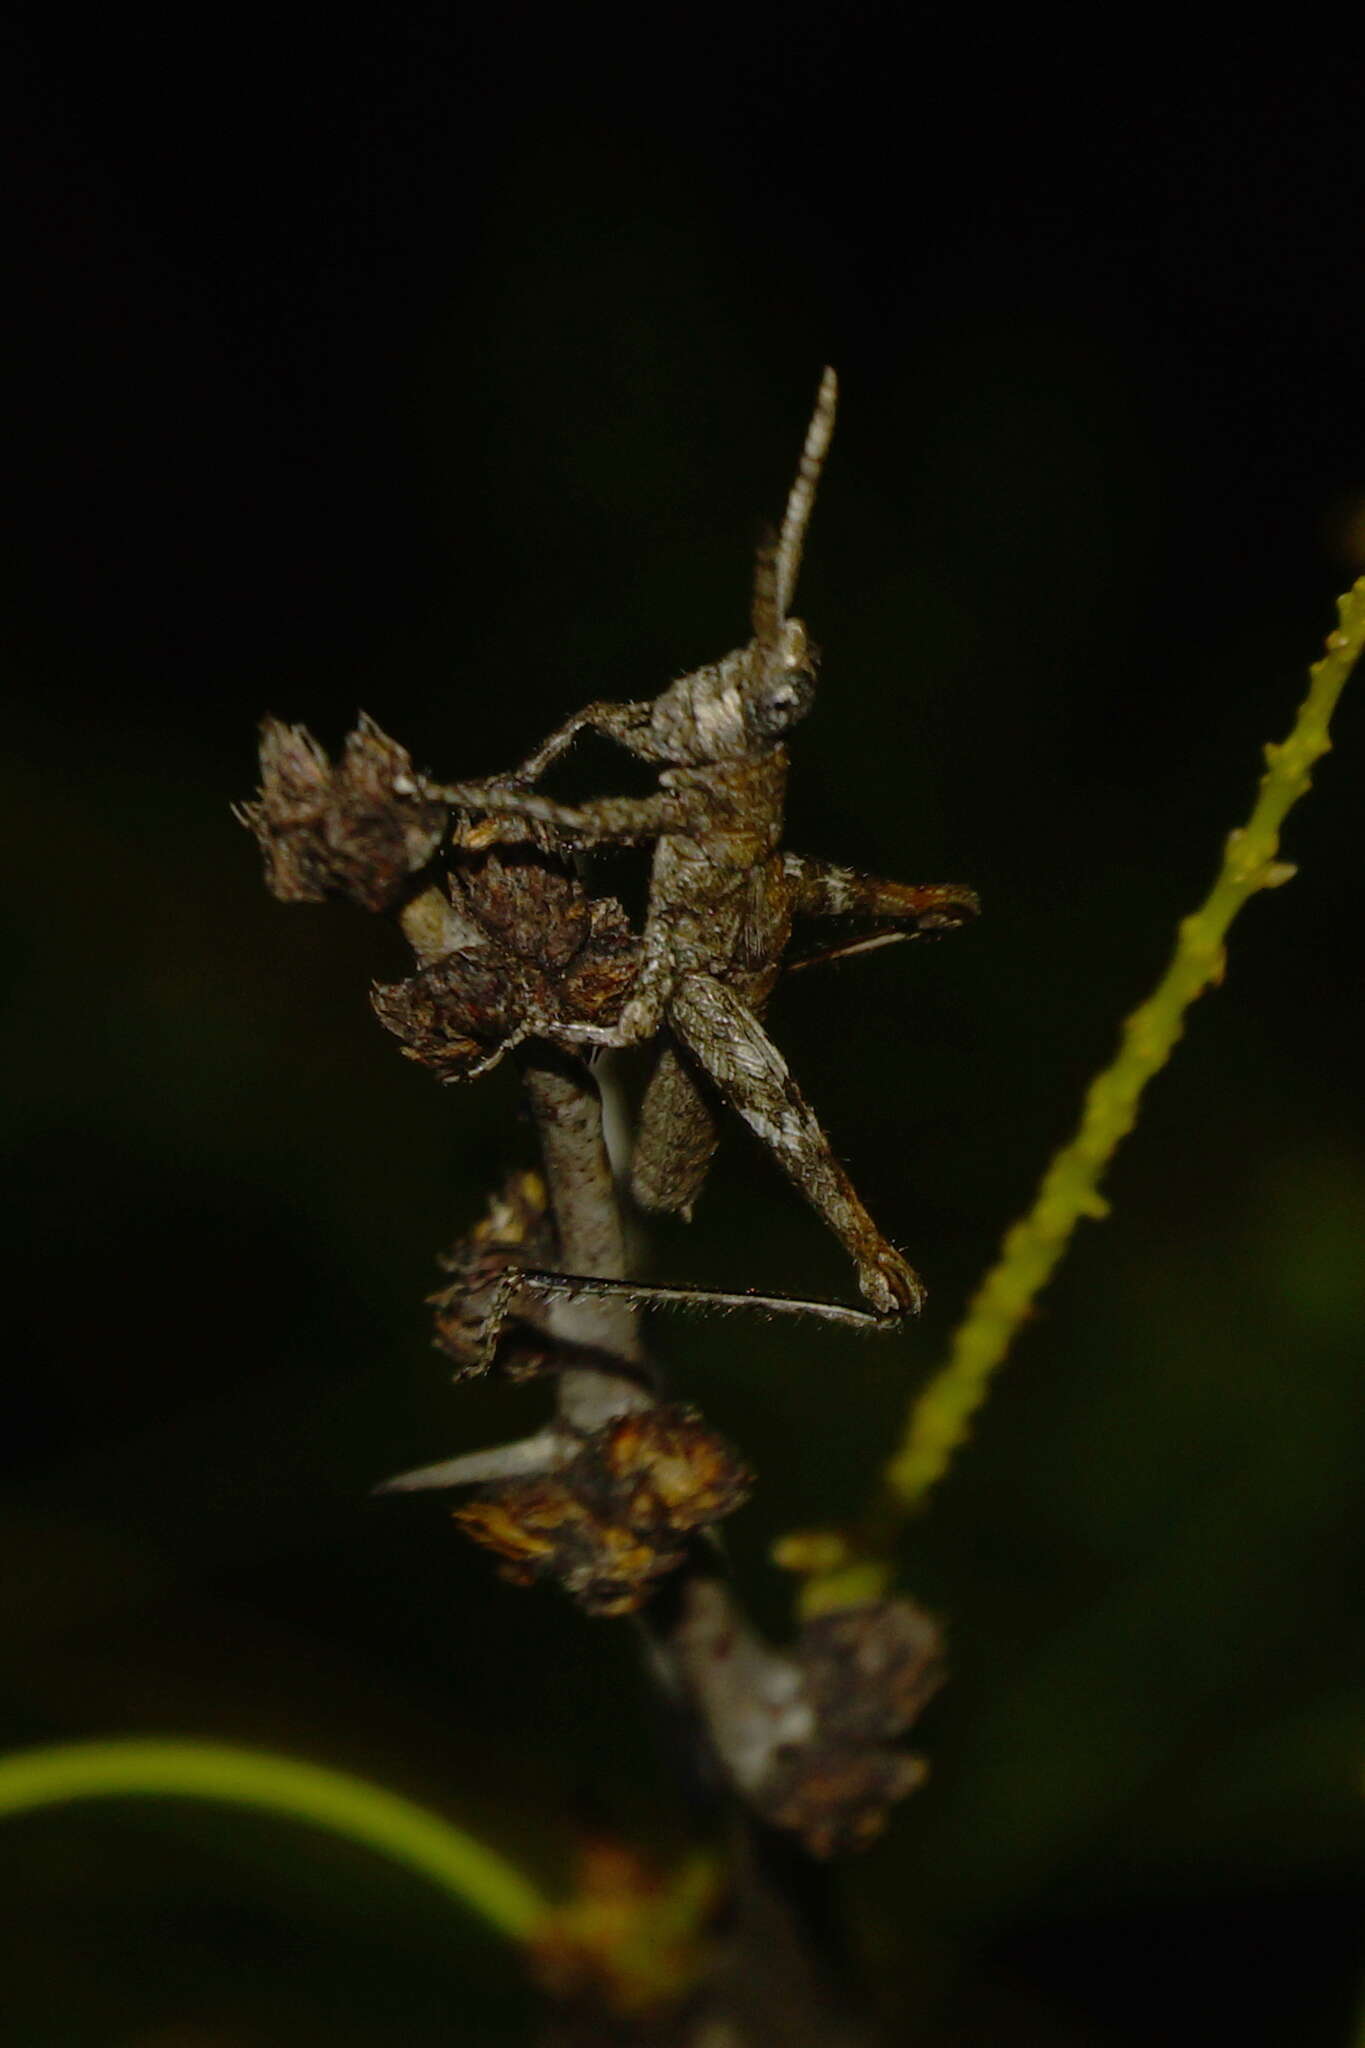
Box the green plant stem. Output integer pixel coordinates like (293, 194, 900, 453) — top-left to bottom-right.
(0, 1737, 548, 1942)
(842, 577, 1364, 1573)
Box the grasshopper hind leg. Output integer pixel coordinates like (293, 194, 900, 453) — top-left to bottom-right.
(667, 971, 926, 1315)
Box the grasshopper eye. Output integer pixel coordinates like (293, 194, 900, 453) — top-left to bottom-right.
(751, 664, 816, 742)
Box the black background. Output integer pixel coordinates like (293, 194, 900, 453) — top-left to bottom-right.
(3, 7, 1364, 2043)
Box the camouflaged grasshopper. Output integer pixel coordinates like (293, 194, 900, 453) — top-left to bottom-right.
(431, 370, 978, 1318)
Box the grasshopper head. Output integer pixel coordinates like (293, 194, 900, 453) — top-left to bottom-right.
(638, 371, 836, 769)
(744, 616, 818, 743)
(639, 619, 817, 767)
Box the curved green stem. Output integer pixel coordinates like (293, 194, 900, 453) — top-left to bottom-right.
(0, 1738, 549, 1943)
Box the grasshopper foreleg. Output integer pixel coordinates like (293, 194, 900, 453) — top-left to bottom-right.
(487, 699, 655, 788)
(434, 783, 695, 849)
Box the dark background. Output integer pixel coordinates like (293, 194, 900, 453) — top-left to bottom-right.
(3, 8, 1364, 2042)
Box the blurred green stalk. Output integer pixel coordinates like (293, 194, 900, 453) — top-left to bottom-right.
(890, 575, 1365, 1503)
(0, 1737, 548, 1941)
(805, 575, 1365, 1607)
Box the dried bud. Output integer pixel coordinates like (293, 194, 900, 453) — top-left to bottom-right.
(451, 839, 592, 972)
(371, 946, 540, 1078)
(761, 1746, 928, 1859)
(372, 845, 638, 1082)
(756, 1599, 945, 1856)
(429, 1171, 559, 1379)
(596, 1407, 754, 1535)
(530, 1838, 718, 2023)
(453, 1483, 670, 1618)
(238, 713, 447, 911)
(795, 1597, 945, 1746)
(453, 1406, 752, 1616)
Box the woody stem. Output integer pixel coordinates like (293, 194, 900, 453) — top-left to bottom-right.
(512, 1043, 867, 2046)
(514, 1045, 653, 1432)
(515, 1041, 818, 1790)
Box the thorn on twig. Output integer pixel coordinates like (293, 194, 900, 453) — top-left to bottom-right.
(373, 1426, 571, 1495)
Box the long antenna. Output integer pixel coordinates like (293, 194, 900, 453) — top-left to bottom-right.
(774, 365, 838, 620)
(750, 531, 781, 649)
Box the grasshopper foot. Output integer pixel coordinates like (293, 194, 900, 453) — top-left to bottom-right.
(859, 1247, 927, 1318)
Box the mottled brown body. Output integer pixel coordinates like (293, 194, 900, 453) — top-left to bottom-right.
(631, 749, 792, 1217)
(433, 370, 978, 1315)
